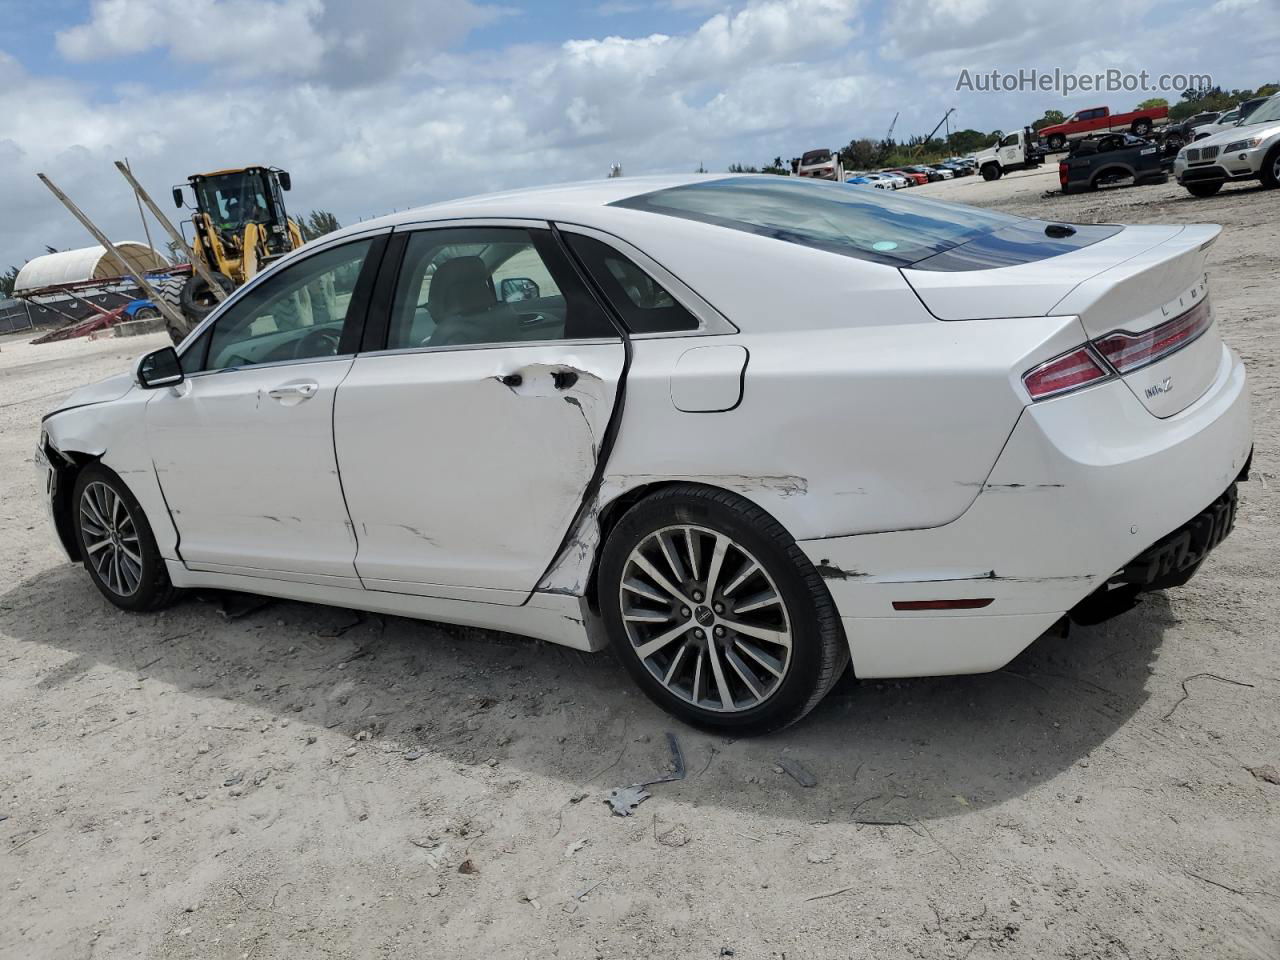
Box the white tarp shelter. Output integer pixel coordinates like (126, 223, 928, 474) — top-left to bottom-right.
(14, 242, 168, 294)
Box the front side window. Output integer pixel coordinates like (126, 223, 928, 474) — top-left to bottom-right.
(1000, 133, 1019, 147)
(384, 227, 616, 350)
(198, 238, 374, 371)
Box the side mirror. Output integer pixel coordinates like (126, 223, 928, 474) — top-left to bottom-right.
(136, 346, 184, 389)
(172, 187, 184, 209)
(278, 171, 292, 191)
(499, 277, 540, 303)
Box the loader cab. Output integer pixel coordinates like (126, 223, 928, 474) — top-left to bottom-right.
(180, 166, 295, 260)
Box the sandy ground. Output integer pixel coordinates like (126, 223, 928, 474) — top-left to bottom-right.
(2, 170, 1279, 960)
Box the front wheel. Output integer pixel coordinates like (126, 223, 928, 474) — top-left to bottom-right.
(1260, 145, 1280, 189)
(1184, 181, 1223, 198)
(1132, 119, 1153, 137)
(981, 164, 1002, 181)
(73, 463, 178, 612)
(598, 486, 848, 735)
(1048, 134, 1066, 151)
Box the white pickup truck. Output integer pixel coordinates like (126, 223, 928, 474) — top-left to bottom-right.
(974, 127, 1047, 181)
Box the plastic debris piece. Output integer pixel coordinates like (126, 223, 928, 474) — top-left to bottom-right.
(777, 758, 817, 788)
(604, 785, 650, 816)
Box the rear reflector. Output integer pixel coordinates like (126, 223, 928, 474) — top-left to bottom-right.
(1022, 346, 1111, 400)
(892, 598, 994, 611)
(1092, 296, 1212, 374)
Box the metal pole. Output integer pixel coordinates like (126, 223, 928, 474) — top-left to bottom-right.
(37, 173, 188, 333)
(113, 160, 227, 302)
(124, 158, 155, 260)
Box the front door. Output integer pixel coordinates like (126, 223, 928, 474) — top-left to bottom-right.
(148, 234, 384, 583)
(334, 225, 625, 603)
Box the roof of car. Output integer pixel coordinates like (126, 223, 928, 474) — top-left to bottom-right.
(317, 173, 733, 243)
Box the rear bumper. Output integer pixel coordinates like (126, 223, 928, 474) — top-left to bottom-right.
(801, 343, 1251, 678)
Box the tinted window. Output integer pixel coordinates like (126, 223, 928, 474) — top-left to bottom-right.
(563, 234, 698, 334)
(999, 133, 1019, 147)
(614, 177, 1121, 272)
(385, 227, 616, 350)
(202, 238, 374, 371)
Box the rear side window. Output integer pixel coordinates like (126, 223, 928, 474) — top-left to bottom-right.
(613, 177, 1121, 272)
(563, 234, 698, 334)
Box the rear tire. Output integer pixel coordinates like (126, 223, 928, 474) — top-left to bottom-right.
(1185, 181, 1223, 198)
(132, 306, 161, 321)
(1048, 134, 1066, 151)
(981, 163, 1002, 181)
(1132, 119, 1153, 137)
(598, 485, 849, 735)
(72, 463, 178, 613)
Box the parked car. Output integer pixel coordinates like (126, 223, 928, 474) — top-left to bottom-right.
(937, 161, 973, 177)
(38, 174, 1251, 734)
(796, 148, 844, 181)
(1039, 104, 1170, 151)
(885, 168, 928, 186)
(845, 174, 895, 190)
(1193, 107, 1242, 140)
(1176, 93, 1280, 196)
(1059, 133, 1168, 193)
(899, 165, 940, 182)
(869, 171, 911, 189)
(926, 164, 955, 179)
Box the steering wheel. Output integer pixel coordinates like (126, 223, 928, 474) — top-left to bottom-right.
(295, 327, 341, 359)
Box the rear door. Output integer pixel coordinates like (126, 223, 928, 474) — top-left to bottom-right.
(334, 222, 626, 603)
(148, 232, 386, 582)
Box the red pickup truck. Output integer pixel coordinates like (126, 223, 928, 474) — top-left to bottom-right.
(1039, 105, 1170, 151)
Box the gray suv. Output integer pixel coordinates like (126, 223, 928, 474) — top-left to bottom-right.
(1175, 94, 1280, 197)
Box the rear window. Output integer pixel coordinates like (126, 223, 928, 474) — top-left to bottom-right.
(612, 176, 1121, 270)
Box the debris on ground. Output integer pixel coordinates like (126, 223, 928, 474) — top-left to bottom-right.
(1247, 764, 1280, 785)
(457, 859, 479, 875)
(404, 750, 423, 761)
(215, 592, 275, 621)
(565, 838, 589, 857)
(603, 732, 686, 816)
(604, 784, 650, 817)
(777, 757, 818, 788)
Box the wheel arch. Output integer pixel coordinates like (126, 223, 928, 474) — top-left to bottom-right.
(584, 479, 809, 614)
(45, 445, 103, 563)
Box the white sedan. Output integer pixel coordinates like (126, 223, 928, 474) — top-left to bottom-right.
(38, 174, 1252, 734)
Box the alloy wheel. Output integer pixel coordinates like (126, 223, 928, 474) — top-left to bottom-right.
(618, 524, 792, 713)
(79, 481, 143, 597)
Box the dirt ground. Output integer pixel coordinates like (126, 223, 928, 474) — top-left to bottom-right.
(2, 168, 1278, 960)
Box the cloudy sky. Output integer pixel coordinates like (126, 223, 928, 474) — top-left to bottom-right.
(1, 0, 1276, 270)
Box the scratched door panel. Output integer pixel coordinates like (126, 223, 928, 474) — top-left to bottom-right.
(334, 343, 624, 602)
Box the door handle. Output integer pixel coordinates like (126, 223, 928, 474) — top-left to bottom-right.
(268, 381, 319, 401)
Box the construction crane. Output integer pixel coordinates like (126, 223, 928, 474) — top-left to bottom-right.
(912, 108, 956, 157)
(877, 112, 900, 163)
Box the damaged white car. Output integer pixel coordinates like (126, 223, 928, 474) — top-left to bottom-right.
(39, 175, 1252, 734)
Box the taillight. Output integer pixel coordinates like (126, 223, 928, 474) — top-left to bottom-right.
(1022, 346, 1111, 400)
(1092, 297, 1212, 374)
(1058, 161, 1068, 188)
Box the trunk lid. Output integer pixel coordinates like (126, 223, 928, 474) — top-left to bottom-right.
(903, 224, 1223, 417)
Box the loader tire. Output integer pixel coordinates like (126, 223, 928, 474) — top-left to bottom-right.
(179, 272, 234, 325)
(152, 275, 188, 345)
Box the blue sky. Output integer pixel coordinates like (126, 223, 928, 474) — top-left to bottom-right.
(1, 0, 1276, 270)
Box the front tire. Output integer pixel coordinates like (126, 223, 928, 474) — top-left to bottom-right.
(1260, 145, 1280, 189)
(598, 486, 848, 735)
(1048, 134, 1066, 151)
(73, 463, 178, 612)
(981, 163, 1002, 181)
(1184, 181, 1223, 198)
(1132, 119, 1153, 137)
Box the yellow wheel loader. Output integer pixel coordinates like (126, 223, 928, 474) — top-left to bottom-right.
(159, 166, 304, 339)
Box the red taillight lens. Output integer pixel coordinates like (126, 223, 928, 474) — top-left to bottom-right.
(1022, 346, 1110, 400)
(1092, 297, 1212, 374)
(1059, 161, 1068, 188)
